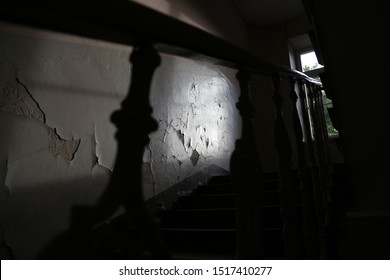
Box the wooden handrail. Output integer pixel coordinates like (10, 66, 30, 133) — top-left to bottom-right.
(1, 0, 320, 85)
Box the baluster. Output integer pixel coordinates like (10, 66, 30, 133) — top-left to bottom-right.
(312, 85, 332, 193)
(289, 78, 319, 259)
(317, 87, 333, 174)
(316, 86, 339, 258)
(313, 84, 337, 257)
(298, 82, 324, 255)
(230, 70, 263, 259)
(307, 83, 331, 258)
(272, 75, 303, 259)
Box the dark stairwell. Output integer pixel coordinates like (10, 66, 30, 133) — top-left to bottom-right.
(84, 162, 349, 260)
(155, 171, 303, 259)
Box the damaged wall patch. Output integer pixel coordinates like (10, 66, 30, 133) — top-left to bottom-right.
(0, 78, 45, 122)
(190, 149, 200, 166)
(48, 128, 81, 161)
(0, 73, 82, 161)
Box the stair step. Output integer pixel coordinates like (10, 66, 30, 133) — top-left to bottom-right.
(174, 193, 236, 209)
(194, 183, 235, 195)
(157, 208, 236, 229)
(194, 180, 300, 195)
(178, 191, 280, 208)
(155, 172, 307, 258)
(207, 175, 232, 185)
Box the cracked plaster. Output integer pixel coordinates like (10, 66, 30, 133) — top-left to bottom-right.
(0, 25, 242, 258)
(48, 128, 80, 161)
(0, 60, 81, 161)
(147, 56, 241, 196)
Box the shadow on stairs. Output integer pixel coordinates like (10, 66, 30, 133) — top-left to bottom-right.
(156, 173, 302, 259)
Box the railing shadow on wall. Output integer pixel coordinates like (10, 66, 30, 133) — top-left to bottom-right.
(1, 0, 334, 259)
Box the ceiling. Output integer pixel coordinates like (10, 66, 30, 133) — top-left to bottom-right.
(231, 0, 306, 27)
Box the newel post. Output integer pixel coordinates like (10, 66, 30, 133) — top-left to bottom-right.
(230, 70, 263, 259)
(272, 75, 303, 259)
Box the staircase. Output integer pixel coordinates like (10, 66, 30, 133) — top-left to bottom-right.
(156, 172, 303, 259)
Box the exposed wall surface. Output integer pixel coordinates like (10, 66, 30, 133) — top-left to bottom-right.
(0, 23, 241, 259)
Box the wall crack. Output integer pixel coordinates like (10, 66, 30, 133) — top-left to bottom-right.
(0, 76, 81, 161)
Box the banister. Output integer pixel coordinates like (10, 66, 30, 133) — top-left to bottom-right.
(1, 0, 320, 85)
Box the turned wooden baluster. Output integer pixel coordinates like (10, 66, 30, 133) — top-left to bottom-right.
(289, 78, 319, 259)
(297, 82, 324, 247)
(307, 83, 331, 258)
(312, 85, 332, 193)
(230, 70, 263, 259)
(313, 84, 336, 256)
(315, 86, 339, 257)
(272, 75, 303, 259)
(316, 87, 333, 174)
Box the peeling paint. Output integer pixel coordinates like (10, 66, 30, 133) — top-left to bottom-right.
(91, 131, 99, 166)
(190, 149, 200, 166)
(159, 119, 174, 143)
(0, 78, 45, 122)
(143, 147, 152, 163)
(0, 36, 243, 258)
(90, 131, 111, 173)
(176, 129, 185, 147)
(48, 128, 81, 161)
(185, 112, 190, 129)
(172, 155, 183, 167)
(0, 71, 82, 162)
(186, 138, 192, 149)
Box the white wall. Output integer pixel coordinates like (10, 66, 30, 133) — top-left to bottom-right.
(0, 22, 241, 259)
